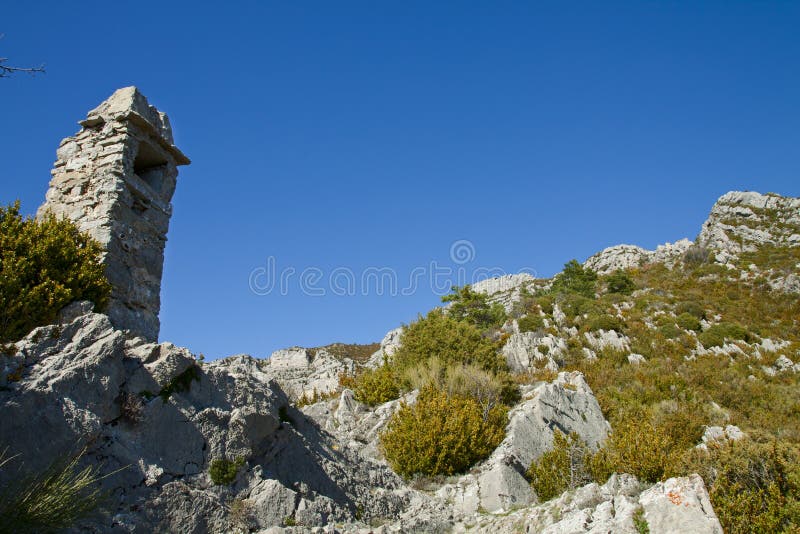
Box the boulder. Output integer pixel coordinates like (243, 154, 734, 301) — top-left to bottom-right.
(438, 372, 610, 516)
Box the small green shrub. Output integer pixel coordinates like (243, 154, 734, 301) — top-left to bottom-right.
(675, 312, 701, 332)
(683, 245, 711, 266)
(550, 260, 598, 298)
(658, 323, 681, 339)
(633, 507, 650, 534)
(442, 285, 507, 330)
(159, 364, 201, 402)
(527, 431, 592, 501)
(537, 295, 555, 315)
(0, 202, 111, 343)
(380, 387, 506, 477)
(0, 447, 110, 533)
(209, 457, 244, 486)
(392, 309, 505, 374)
(698, 322, 750, 349)
(587, 314, 625, 333)
(605, 270, 636, 295)
(559, 293, 600, 320)
(674, 301, 706, 320)
(352, 364, 400, 406)
(518, 314, 545, 333)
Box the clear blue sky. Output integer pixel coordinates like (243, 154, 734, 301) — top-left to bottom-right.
(2, 1, 799, 359)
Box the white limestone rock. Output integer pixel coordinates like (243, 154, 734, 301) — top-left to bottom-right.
(439, 372, 610, 517)
(585, 244, 650, 275)
(260, 346, 357, 400)
(698, 191, 800, 255)
(501, 332, 564, 372)
(584, 239, 693, 275)
(584, 329, 631, 352)
(639, 474, 723, 534)
(472, 273, 536, 297)
(472, 273, 536, 311)
(628, 353, 647, 365)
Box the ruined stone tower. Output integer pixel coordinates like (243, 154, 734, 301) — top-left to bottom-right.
(38, 87, 189, 341)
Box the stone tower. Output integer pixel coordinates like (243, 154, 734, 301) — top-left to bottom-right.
(38, 87, 190, 341)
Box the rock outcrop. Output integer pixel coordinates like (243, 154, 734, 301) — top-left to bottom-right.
(437, 372, 610, 517)
(698, 191, 800, 256)
(456, 473, 723, 534)
(257, 347, 357, 401)
(0, 309, 444, 533)
(472, 273, 536, 311)
(584, 239, 693, 275)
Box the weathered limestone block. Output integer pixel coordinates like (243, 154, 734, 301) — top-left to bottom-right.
(38, 87, 190, 341)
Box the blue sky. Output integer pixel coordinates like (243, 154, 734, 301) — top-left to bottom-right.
(2, 1, 799, 359)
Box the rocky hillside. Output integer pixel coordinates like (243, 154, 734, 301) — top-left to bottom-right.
(1, 190, 798, 533)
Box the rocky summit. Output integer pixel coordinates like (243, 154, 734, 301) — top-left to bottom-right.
(2, 89, 799, 533)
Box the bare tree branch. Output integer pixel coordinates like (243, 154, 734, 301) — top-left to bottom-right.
(0, 58, 46, 77)
(0, 34, 45, 78)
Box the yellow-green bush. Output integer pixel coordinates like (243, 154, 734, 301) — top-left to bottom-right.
(1, 202, 110, 343)
(391, 309, 505, 374)
(380, 387, 506, 477)
(518, 313, 545, 333)
(698, 322, 750, 349)
(403, 358, 518, 416)
(350, 363, 400, 406)
(675, 312, 701, 332)
(674, 300, 706, 319)
(209, 457, 244, 485)
(586, 313, 625, 333)
(677, 435, 800, 533)
(527, 431, 592, 501)
(589, 417, 680, 484)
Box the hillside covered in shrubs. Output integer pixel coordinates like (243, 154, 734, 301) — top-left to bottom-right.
(2, 190, 799, 533)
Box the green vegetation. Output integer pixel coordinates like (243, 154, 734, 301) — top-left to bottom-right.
(680, 435, 800, 533)
(158, 364, 202, 402)
(605, 270, 636, 295)
(0, 448, 110, 533)
(308, 342, 381, 363)
(380, 386, 506, 477)
(391, 309, 505, 374)
(698, 322, 750, 349)
(550, 259, 598, 298)
(527, 431, 592, 501)
(633, 507, 650, 534)
(550, 254, 800, 531)
(517, 313, 545, 333)
(586, 313, 625, 333)
(441, 285, 507, 330)
(0, 201, 110, 343)
(209, 457, 245, 486)
(347, 363, 400, 406)
(506, 245, 800, 533)
(341, 286, 516, 478)
(675, 312, 701, 332)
